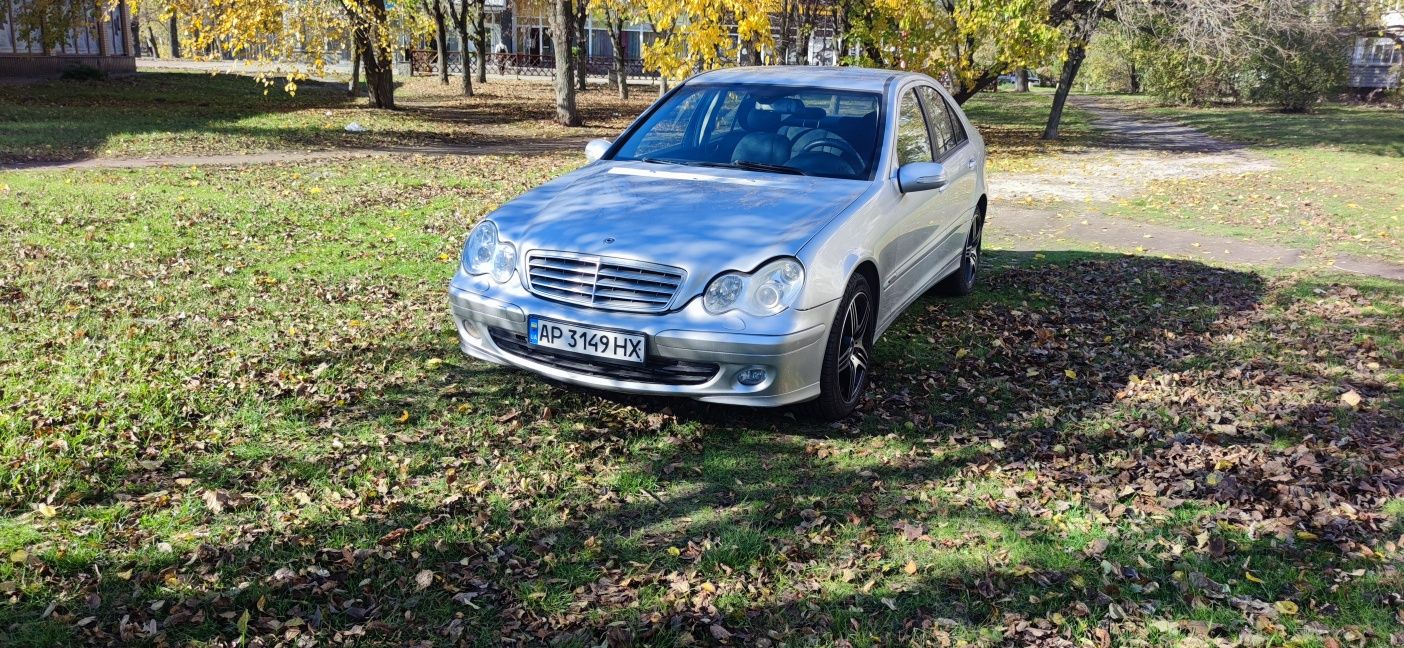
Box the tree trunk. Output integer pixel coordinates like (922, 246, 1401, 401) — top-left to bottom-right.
(1043, 43, 1086, 140)
(348, 35, 362, 97)
(548, 0, 581, 125)
(352, 0, 396, 109)
(447, 0, 473, 95)
(457, 18, 473, 95)
(607, 12, 627, 99)
(574, 0, 588, 91)
(168, 12, 180, 58)
(951, 71, 997, 104)
(474, 0, 488, 83)
(432, 0, 450, 85)
(1128, 61, 1140, 94)
(1014, 69, 1029, 92)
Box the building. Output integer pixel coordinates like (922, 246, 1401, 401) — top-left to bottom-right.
(1349, 8, 1403, 91)
(0, 0, 134, 78)
(408, 0, 840, 79)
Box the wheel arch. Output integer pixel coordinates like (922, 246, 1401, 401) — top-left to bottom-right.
(852, 260, 880, 321)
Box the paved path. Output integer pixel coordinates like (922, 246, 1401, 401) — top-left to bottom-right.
(987, 97, 1276, 203)
(986, 97, 1404, 282)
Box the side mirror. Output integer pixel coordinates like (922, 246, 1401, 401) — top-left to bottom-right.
(897, 162, 948, 193)
(584, 138, 612, 163)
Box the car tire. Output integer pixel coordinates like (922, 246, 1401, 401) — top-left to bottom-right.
(934, 207, 985, 297)
(803, 273, 875, 421)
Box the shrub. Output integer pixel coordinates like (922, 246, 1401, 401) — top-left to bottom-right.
(59, 64, 105, 81)
(1247, 29, 1349, 112)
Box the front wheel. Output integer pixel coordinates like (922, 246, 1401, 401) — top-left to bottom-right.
(935, 208, 985, 297)
(803, 273, 874, 421)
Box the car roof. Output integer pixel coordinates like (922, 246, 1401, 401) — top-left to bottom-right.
(686, 66, 927, 94)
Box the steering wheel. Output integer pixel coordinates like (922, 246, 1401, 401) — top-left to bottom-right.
(797, 137, 863, 169)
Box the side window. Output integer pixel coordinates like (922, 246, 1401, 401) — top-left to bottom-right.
(629, 90, 706, 156)
(708, 90, 745, 139)
(918, 86, 960, 156)
(895, 89, 933, 166)
(944, 97, 968, 147)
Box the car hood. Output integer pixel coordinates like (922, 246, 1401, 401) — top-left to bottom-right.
(492, 160, 869, 295)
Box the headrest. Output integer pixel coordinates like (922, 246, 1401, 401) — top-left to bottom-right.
(743, 106, 783, 131)
(782, 106, 826, 127)
(767, 98, 804, 114)
(731, 132, 792, 166)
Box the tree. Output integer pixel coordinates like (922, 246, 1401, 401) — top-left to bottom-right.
(574, 0, 590, 91)
(638, 0, 777, 81)
(547, 0, 582, 125)
(446, 0, 477, 95)
(1115, 0, 1372, 109)
(473, 0, 488, 83)
(426, 0, 452, 85)
(168, 10, 180, 57)
(1042, 0, 1114, 139)
(840, 0, 1064, 104)
(593, 0, 638, 98)
(154, 0, 403, 108)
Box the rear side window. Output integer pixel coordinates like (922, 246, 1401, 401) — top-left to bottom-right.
(918, 86, 965, 157)
(895, 89, 933, 166)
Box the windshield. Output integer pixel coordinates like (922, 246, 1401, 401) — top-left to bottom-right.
(611, 83, 884, 181)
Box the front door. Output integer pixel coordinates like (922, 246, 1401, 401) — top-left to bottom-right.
(875, 86, 948, 328)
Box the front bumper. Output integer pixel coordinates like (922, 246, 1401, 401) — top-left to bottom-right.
(447, 270, 837, 406)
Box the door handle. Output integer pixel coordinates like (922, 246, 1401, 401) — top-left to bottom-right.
(966, 158, 976, 170)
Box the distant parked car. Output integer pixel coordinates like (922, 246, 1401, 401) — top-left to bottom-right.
(448, 66, 987, 419)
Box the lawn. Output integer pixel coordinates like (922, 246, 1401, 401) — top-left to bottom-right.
(0, 70, 1093, 172)
(962, 89, 1097, 173)
(1102, 99, 1404, 263)
(0, 72, 653, 163)
(2, 154, 1401, 646)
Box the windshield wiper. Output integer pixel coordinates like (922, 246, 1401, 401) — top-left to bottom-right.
(692, 160, 809, 176)
(731, 160, 809, 176)
(638, 157, 691, 166)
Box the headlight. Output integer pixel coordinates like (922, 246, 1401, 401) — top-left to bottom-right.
(462, 221, 517, 283)
(702, 258, 805, 316)
(463, 220, 498, 275)
(491, 241, 516, 283)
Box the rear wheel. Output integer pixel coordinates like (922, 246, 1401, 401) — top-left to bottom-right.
(935, 207, 985, 297)
(803, 273, 874, 421)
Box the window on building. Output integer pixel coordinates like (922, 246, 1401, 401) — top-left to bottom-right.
(0, 3, 14, 54)
(108, 4, 126, 55)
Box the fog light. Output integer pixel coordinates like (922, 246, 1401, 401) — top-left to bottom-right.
(460, 320, 481, 340)
(736, 367, 768, 386)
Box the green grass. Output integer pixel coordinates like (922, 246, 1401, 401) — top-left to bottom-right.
(2, 153, 1401, 646)
(0, 71, 651, 162)
(1101, 98, 1404, 263)
(962, 90, 1097, 172)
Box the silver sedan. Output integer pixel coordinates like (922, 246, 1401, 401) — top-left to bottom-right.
(448, 66, 987, 419)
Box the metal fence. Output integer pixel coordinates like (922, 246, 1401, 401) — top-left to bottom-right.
(406, 49, 656, 80)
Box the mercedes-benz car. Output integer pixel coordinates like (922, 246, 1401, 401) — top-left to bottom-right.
(448, 66, 986, 419)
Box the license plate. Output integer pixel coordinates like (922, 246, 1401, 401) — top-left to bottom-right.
(528, 316, 646, 365)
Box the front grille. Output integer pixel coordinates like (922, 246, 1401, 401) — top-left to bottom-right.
(489, 329, 719, 386)
(526, 251, 685, 313)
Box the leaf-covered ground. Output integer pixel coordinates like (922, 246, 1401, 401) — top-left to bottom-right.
(2, 155, 1401, 647)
